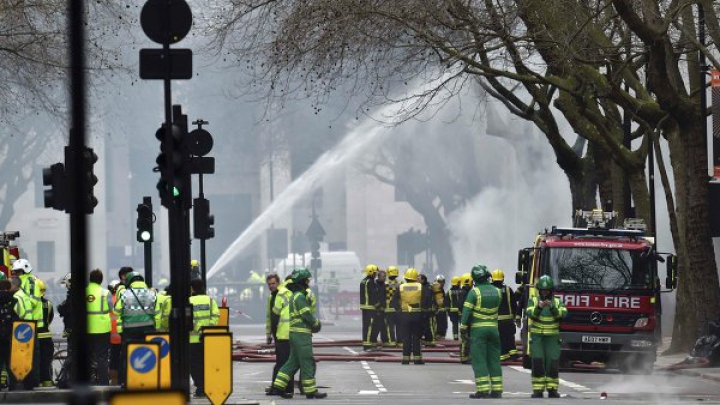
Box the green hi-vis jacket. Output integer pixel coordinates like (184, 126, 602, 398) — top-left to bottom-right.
(459, 283, 500, 330)
(289, 290, 320, 334)
(527, 295, 567, 335)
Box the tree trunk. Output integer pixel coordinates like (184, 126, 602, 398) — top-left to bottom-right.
(668, 119, 720, 353)
(566, 155, 598, 214)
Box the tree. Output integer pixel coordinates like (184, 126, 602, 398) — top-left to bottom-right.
(205, 0, 720, 351)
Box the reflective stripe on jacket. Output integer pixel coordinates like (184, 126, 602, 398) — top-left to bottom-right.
(13, 289, 37, 321)
(190, 294, 220, 343)
(460, 284, 500, 330)
(20, 274, 44, 328)
(289, 290, 319, 334)
(527, 296, 567, 335)
(399, 282, 422, 313)
(115, 281, 157, 330)
(37, 298, 54, 339)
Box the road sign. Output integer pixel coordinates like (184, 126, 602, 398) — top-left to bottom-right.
(110, 390, 186, 405)
(203, 333, 233, 405)
(218, 307, 229, 328)
(10, 321, 36, 381)
(146, 334, 171, 388)
(127, 341, 161, 390)
(140, 0, 192, 45)
(139, 48, 193, 80)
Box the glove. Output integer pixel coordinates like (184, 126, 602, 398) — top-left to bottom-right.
(266, 334, 273, 345)
(311, 321, 322, 333)
(460, 328, 469, 342)
(514, 319, 522, 328)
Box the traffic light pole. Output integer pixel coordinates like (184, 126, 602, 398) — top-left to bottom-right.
(142, 196, 154, 287)
(199, 172, 207, 286)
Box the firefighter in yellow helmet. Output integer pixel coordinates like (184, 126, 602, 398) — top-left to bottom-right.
(397, 268, 431, 364)
(458, 272, 473, 363)
(384, 266, 401, 345)
(491, 269, 519, 361)
(360, 264, 380, 350)
(446, 276, 463, 340)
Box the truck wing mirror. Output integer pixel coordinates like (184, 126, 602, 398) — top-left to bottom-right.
(515, 271, 527, 285)
(665, 254, 678, 290)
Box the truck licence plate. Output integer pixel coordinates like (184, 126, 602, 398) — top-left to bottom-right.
(582, 336, 611, 344)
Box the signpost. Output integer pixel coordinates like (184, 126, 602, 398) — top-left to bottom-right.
(126, 342, 161, 390)
(202, 333, 233, 405)
(10, 321, 36, 382)
(146, 334, 171, 388)
(218, 307, 229, 328)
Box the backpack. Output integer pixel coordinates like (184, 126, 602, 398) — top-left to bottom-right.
(0, 295, 18, 337)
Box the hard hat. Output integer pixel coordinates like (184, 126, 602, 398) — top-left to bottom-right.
(471, 264, 490, 283)
(12, 258, 33, 274)
(364, 264, 379, 277)
(451, 276, 460, 287)
(291, 268, 312, 283)
(157, 277, 169, 288)
(37, 279, 46, 296)
(404, 268, 419, 281)
(108, 279, 121, 291)
(537, 275, 554, 290)
(190, 259, 199, 268)
(60, 273, 72, 289)
(491, 269, 505, 282)
(460, 273, 472, 287)
(387, 266, 399, 278)
(435, 274, 445, 283)
(125, 271, 144, 286)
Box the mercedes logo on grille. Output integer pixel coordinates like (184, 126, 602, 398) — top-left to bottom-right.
(590, 312, 603, 325)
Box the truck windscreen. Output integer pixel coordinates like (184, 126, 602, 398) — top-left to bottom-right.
(547, 248, 653, 291)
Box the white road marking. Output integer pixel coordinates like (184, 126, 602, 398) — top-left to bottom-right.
(509, 366, 592, 392)
(343, 346, 359, 355)
(360, 360, 388, 393)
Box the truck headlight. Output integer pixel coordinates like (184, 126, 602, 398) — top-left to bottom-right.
(634, 317, 649, 328)
(630, 339, 653, 347)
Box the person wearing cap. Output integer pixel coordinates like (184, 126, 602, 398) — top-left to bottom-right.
(87, 269, 111, 385)
(36, 279, 54, 387)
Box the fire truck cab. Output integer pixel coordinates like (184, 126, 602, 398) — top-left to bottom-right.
(516, 210, 677, 374)
(0, 231, 21, 279)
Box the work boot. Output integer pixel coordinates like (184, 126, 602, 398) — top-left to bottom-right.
(548, 389, 560, 398)
(267, 387, 294, 399)
(193, 390, 206, 398)
(469, 392, 489, 399)
(490, 391, 502, 398)
(531, 390, 544, 398)
(414, 360, 425, 365)
(306, 392, 328, 399)
(401, 361, 410, 365)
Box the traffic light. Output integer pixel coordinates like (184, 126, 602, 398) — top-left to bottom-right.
(136, 202, 154, 242)
(155, 119, 190, 208)
(42, 163, 68, 211)
(193, 197, 214, 239)
(81, 147, 99, 214)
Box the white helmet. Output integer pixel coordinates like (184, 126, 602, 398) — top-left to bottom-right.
(12, 258, 33, 274)
(60, 273, 71, 289)
(435, 274, 446, 283)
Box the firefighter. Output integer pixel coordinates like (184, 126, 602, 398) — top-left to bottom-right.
(491, 269, 519, 361)
(433, 275, 448, 340)
(360, 264, 379, 351)
(527, 275, 567, 399)
(268, 269, 327, 399)
(36, 280, 54, 387)
(86, 269, 111, 385)
(369, 270, 391, 347)
(189, 278, 220, 398)
(458, 272, 473, 363)
(397, 268, 428, 365)
(446, 276, 462, 340)
(107, 279, 122, 385)
(419, 274, 436, 346)
(384, 266, 401, 346)
(9, 275, 40, 390)
(460, 264, 502, 399)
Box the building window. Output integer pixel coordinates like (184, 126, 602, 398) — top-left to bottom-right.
(36, 241, 55, 273)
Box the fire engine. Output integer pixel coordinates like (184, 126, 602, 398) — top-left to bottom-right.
(516, 210, 677, 374)
(0, 231, 20, 278)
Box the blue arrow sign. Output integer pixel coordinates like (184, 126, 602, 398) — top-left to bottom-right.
(151, 337, 170, 358)
(14, 323, 33, 343)
(130, 346, 157, 374)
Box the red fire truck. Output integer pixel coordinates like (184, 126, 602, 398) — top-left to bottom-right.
(0, 231, 20, 278)
(516, 210, 677, 374)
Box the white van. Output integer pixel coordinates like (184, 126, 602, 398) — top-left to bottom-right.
(275, 251, 362, 294)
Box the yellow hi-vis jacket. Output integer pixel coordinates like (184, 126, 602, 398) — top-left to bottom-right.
(19, 273, 44, 328)
(272, 283, 292, 340)
(13, 289, 38, 321)
(190, 294, 219, 344)
(527, 295, 567, 335)
(86, 282, 111, 334)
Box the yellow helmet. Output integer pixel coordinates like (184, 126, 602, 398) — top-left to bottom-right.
(404, 268, 419, 281)
(37, 279, 46, 296)
(491, 269, 505, 282)
(461, 273, 472, 287)
(364, 264, 379, 277)
(387, 266, 399, 278)
(190, 259, 199, 268)
(451, 276, 461, 287)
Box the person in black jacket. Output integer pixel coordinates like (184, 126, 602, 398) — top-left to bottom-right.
(0, 279, 18, 390)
